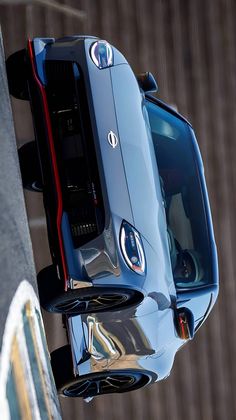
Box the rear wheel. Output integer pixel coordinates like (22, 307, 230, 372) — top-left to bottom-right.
(18, 141, 43, 192)
(6, 49, 29, 100)
(51, 345, 152, 398)
(37, 265, 143, 314)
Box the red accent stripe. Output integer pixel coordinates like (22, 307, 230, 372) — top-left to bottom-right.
(28, 39, 68, 290)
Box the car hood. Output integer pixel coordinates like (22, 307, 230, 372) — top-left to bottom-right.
(110, 65, 168, 248)
(68, 297, 183, 380)
(110, 64, 175, 297)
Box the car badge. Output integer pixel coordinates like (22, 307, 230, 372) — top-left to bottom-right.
(107, 131, 118, 148)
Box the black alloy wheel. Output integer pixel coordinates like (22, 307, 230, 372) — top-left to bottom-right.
(37, 264, 143, 314)
(62, 371, 149, 398)
(50, 290, 135, 314)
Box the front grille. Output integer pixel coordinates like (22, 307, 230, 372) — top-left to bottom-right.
(45, 60, 105, 248)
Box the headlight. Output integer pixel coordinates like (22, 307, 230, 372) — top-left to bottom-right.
(120, 221, 146, 275)
(90, 40, 113, 69)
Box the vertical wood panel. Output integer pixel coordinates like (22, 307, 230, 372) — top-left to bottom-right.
(151, 1, 172, 103)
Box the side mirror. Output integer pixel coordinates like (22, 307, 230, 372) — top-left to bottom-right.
(136, 72, 158, 93)
(175, 307, 194, 340)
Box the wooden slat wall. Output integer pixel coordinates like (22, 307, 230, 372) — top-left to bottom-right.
(0, 1, 235, 418)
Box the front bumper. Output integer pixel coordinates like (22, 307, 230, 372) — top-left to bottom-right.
(28, 37, 142, 291)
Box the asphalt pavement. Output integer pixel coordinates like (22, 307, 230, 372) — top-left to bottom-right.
(0, 30, 36, 345)
(0, 30, 62, 419)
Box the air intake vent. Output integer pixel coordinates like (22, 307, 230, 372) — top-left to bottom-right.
(72, 222, 97, 236)
(45, 60, 105, 249)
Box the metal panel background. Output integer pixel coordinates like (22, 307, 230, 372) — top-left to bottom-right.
(0, 1, 235, 418)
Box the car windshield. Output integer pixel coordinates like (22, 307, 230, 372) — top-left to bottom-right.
(145, 100, 214, 290)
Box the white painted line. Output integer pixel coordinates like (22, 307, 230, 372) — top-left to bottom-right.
(16, 318, 41, 420)
(33, 306, 61, 418)
(0, 280, 62, 420)
(0, 281, 39, 419)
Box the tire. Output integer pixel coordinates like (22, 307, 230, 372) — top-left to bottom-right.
(37, 265, 143, 315)
(6, 49, 29, 100)
(51, 345, 152, 398)
(18, 141, 43, 192)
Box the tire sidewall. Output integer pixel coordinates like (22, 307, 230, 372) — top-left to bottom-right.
(44, 286, 143, 314)
(59, 369, 153, 397)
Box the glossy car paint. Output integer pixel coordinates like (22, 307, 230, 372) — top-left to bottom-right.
(11, 36, 219, 391)
(68, 297, 182, 381)
(28, 37, 178, 300)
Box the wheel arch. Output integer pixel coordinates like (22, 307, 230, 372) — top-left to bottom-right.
(51, 345, 156, 398)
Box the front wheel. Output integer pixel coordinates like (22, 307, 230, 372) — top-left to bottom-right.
(37, 265, 143, 314)
(18, 141, 43, 192)
(6, 49, 29, 100)
(51, 345, 152, 398)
